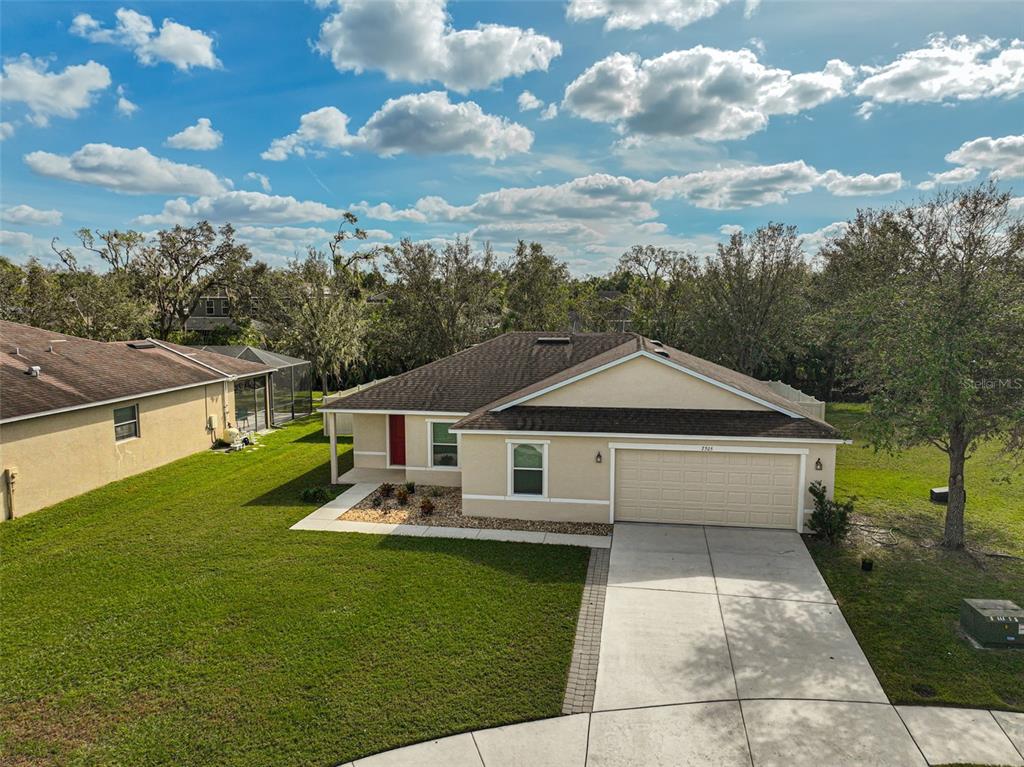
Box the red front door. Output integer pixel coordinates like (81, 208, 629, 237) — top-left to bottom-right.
(388, 414, 406, 466)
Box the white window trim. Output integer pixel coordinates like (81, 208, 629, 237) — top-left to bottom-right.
(114, 403, 140, 442)
(506, 440, 549, 499)
(426, 418, 461, 470)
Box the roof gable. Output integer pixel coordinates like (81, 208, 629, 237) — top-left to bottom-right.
(524, 353, 772, 411)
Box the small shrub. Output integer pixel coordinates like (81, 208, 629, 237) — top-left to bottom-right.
(371, 495, 383, 508)
(428, 487, 443, 499)
(404, 481, 416, 494)
(395, 487, 410, 505)
(300, 486, 331, 504)
(420, 498, 435, 516)
(379, 482, 395, 498)
(807, 481, 853, 544)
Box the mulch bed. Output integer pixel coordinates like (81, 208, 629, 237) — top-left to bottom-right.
(343, 485, 613, 536)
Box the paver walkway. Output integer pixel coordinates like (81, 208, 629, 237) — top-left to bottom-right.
(340, 522, 1024, 766)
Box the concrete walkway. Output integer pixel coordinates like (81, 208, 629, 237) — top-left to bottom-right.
(290, 483, 611, 548)
(339, 522, 1024, 766)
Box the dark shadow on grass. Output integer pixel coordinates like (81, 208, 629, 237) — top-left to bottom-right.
(371, 532, 591, 584)
(292, 430, 353, 445)
(243, 463, 336, 508)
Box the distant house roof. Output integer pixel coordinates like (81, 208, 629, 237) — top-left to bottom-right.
(196, 345, 308, 369)
(321, 331, 835, 437)
(0, 321, 273, 423)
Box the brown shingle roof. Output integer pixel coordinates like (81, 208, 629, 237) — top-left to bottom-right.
(322, 332, 637, 413)
(0, 321, 272, 422)
(452, 406, 840, 440)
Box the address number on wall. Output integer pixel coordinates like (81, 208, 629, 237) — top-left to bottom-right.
(700, 445, 715, 452)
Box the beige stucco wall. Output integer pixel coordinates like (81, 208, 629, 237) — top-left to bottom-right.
(1, 382, 232, 520)
(529, 356, 770, 411)
(352, 413, 387, 468)
(459, 431, 837, 525)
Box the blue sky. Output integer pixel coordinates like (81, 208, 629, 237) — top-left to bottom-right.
(1, 0, 1021, 273)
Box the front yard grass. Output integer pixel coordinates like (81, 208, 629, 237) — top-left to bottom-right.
(0, 418, 589, 766)
(808, 403, 1024, 712)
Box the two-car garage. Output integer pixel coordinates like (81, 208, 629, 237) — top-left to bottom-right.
(613, 446, 804, 530)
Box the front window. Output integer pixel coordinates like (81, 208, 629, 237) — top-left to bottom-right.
(114, 404, 139, 441)
(512, 443, 545, 495)
(431, 422, 458, 467)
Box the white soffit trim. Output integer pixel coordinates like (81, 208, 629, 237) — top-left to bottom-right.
(492, 349, 805, 419)
(319, 408, 469, 416)
(463, 494, 610, 506)
(449, 429, 847, 445)
(608, 442, 809, 455)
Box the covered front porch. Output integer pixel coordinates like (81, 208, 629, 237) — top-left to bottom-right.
(336, 467, 406, 484)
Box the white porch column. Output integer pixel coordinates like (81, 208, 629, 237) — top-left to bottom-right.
(328, 413, 338, 484)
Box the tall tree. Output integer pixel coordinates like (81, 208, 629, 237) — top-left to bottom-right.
(502, 240, 573, 331)
(614, 245, 697, 344)
(691, 224, 810, 378)
(379, 237, 503, 367)
(271, 223, 374, 394)
(823, 184, 1024, 549)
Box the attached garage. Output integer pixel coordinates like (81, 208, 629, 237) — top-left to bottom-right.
(613, 446, 805, 530)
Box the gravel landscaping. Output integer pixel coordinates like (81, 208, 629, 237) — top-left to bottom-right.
(344, 485, 613, 536)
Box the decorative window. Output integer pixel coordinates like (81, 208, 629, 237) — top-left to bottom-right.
(114, 404, 139, 441)
(510, 442, 546, 496)
(205, 298, 216, 315)
(430, 422, 458, 467)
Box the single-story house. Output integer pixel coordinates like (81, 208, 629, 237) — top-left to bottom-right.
(195, 346, 313, 427)
(320, 332, 845, 531)
(0, 321, 275, 520)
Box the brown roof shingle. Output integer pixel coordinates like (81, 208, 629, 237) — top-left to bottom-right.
(452, 406, 840, 440)
(0, 321, 272, 422)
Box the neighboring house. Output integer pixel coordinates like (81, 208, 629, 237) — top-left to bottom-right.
(0, 321, 274, 520)
(185, 293, 236, 338)
(320, 332, 842, 531)
(196, 346, 313, 427)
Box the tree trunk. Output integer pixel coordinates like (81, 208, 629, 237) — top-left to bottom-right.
(943, 424, 968, 550)
(321, 371, 329, 398)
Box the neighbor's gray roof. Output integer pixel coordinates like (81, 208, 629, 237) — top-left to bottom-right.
(452, 406, 839, 439)
(322, 331, 823, 424)
(197, 345, 309, 369)
(0, 321, 272, 422)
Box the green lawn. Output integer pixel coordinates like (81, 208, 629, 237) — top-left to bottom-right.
(0, 418, 588, 766)
(808, 403, 1024, 712)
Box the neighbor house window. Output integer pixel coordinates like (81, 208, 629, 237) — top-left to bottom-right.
(510, 442, 546, 496)
(430, 422, 458, 467)
(205, 298, 216, 315)
(114, 404, 139, 441)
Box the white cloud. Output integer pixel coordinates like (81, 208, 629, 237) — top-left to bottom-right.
(25, 143, 228, 196)
(566, 0, 759, 30)
(1, 204, 62, 227)
(0, 229, 36, 253)
(350, 201, 428, 223)
(855, 35, 1024, 118)
(0, 55, 110, 126)
(315, 0, 561, 93)
(135, 191, 354, 226)
(819, 169, 904, 196)
(945, 134, 1024, 179)
(1009, 197, 1024, 212)
(245, 172, 272, 192)
(166, 117, 223, 150)
(71, 8, 221, 70)
(518, 90, 543, 111)
(800, 221, 849, 254)
(116, 85, 139, 116)
(263, 92, 532, 161)
(0, 122, 14, 141)
(540, 103, 558, 121)
(918, 134, 1024, 189)
(232, 224, 390, 263)
(719, 224, 743, 235)
(563, 48, 853, 141)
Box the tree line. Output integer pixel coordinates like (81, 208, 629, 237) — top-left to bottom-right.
(2, 184, 1021, 548)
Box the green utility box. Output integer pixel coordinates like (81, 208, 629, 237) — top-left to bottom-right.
(960, 599, 1023, 647)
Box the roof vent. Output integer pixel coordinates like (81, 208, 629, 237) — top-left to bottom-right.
(650, 339, 664, 347)
(26, 365, 41, 377)
(536, 336, 572, 345)
(127, 341, 156, 349)
(655, 349, 670, 358)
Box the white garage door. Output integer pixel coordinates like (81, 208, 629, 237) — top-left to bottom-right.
(614, 449, 799, 529)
